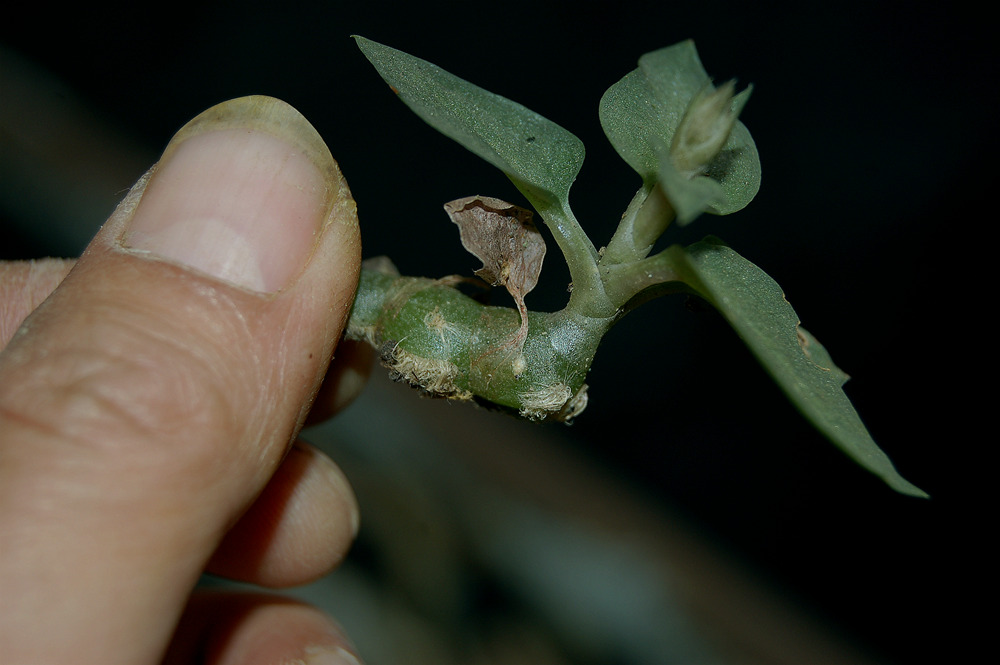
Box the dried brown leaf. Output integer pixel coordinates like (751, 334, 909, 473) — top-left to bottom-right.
(444, 195, 546, 300)
(444, 195, 546, 372)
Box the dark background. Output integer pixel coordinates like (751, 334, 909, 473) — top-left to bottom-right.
(2, 2, 988, 662)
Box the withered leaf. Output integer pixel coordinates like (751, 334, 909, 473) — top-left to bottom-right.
(443, 195, 545, 300)
(444, 196, 545, 368)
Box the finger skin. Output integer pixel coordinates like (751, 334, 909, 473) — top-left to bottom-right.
(1, 260, 372, 423)
(0, 97, 360, 665)
(0, 251, 368, 592)
(0, 258, 74, 345)
(1, 264, 365, 589)
(163, 591, 362, 665)
(306, 338, 376, 425)
(206, 440, 359, 588)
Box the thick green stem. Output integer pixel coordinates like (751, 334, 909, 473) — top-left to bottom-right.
(346, 265, 612, 421)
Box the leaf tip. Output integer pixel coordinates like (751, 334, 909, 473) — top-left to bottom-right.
(888, 475, 930, 499)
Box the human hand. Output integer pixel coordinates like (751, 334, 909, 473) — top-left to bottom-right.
(0, 97, 368, 664)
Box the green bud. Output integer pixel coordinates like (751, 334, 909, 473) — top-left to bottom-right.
(670, 80, 741, 176)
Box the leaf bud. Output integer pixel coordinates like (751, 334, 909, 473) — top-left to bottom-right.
(670, 80, 742, 176)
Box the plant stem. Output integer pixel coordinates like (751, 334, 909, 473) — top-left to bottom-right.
(536, 202, 613, 319)
(601, 246, 687, 310)
(345, 264, 610, 420)
(601, 181, 676, 266)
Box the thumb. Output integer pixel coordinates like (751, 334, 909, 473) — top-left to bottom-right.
(0, 97, 360, 663)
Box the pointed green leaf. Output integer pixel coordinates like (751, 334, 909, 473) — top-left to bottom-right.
(599, 41, 761, 220)
(354, 36, 584, 213)
(666, 237, 926, 497)
(354, 36, 603, 303)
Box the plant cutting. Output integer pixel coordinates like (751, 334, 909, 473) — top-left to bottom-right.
(346, 36, 925, 498)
